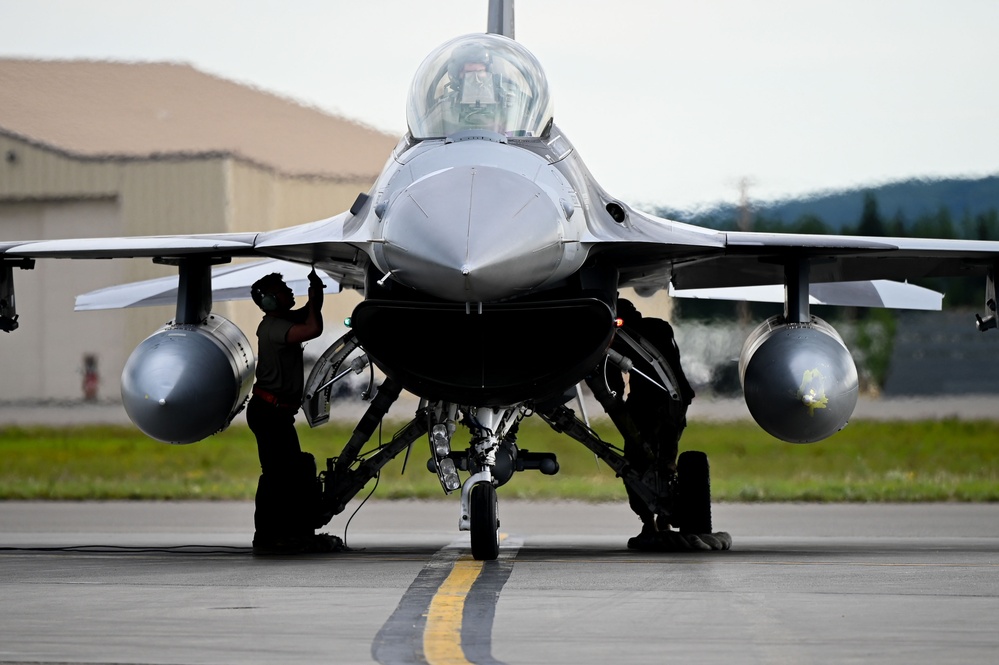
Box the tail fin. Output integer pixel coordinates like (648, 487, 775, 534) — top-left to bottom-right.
(487, 0, 514, 38)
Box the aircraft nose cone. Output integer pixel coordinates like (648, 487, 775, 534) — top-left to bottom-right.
(380, 165, 564, 302)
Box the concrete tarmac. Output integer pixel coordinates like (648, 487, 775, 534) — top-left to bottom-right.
(2, 393, 999, 427)
(2, 501, 998, 664)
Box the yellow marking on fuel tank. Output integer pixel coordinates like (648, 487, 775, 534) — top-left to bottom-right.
(798, 368, 829, 415)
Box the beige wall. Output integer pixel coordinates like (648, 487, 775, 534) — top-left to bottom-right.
(1, 134, 379, 401)
(0, 135, 118, 200)
(0, 199, 128, 401)
(226, 161, 366, 233)
(117, 158, 231, 349)
(223, 160, 372, 353)
(619, 287, 675, 322)
(0, 137, 233, 352)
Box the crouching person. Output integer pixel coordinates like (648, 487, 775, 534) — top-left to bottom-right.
(613, 299, 695, 548)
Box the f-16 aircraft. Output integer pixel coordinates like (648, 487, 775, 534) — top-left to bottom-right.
(1, 0, 995, 559)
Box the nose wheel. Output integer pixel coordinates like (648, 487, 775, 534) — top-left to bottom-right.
(463, 477, 500, 560)
(470, 481, 499, 560)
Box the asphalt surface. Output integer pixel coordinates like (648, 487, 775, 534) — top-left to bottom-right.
(2, 393, 999, 426)
(2, 501, 998, 664)
(2, 398, 997, 663)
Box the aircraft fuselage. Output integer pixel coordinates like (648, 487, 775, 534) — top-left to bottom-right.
(371, 130, 589, 303)
(352, 130, 617, 405)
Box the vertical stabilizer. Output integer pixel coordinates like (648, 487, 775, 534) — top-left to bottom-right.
(487, 0, 514, 38)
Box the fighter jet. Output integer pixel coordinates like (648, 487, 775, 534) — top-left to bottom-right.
(1, 0, 995, 559)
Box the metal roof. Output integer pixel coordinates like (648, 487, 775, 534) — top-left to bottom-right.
(0, 59, 399, 180)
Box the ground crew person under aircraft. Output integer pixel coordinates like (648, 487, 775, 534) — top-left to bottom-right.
(608, 298, 696, 549)
(248, 269, 341, 555)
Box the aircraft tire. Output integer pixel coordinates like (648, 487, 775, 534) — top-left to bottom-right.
(469, 481, 500, 561)
(676, 451, 712, 535)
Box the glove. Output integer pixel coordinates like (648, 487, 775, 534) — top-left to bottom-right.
(308, 269, 325, 290)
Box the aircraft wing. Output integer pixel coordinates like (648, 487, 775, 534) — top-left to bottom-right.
(686, 231, 999, 290)
(669, 279, 944, 310)
(592, 206, 999, 296)
(0, 233, 259, 259)
(0, 210, 372, 290)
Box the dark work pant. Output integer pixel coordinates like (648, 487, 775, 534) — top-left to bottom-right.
(247, 396, 319, 539)
(247, 395, 302, 475)
(624, 394, 685, 526)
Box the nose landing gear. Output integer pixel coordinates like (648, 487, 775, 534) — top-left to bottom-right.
(461, 473, 500, 560)
(454, 407, 514, 560)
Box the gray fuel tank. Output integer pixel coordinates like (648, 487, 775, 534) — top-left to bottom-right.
(740, 315, 858, 443)
(121, 315, 254, 444)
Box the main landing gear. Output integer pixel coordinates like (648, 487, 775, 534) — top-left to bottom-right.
(309, 398, 554, 561)
(313, 386, 717, 560)
(675, 450, 712, 535)
(303, 334, 554, 561)
(303, 331, 722, 560)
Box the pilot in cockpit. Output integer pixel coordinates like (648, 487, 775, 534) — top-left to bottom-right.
(407, 34, 552, 140)
(445, 42, 505, 131)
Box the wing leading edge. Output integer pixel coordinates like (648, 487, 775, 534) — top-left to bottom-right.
(0, 209, 373, 291)
(587, 204, 999, 300)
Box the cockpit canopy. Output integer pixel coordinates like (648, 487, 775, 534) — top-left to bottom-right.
(406, 34, 554, 140)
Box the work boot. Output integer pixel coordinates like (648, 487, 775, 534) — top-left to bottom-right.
(626, 522, 659, 550)
(252, 532, 345, 556)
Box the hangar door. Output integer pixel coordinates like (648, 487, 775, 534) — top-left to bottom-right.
(0, 199, 128, 401)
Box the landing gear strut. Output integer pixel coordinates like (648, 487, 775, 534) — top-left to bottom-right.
(453, 407, 518, 560)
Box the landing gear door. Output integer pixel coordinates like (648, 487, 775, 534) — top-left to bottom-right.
(302, 330, 367, 428)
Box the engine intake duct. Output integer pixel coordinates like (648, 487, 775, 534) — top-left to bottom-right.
(351, 297, 614, 406)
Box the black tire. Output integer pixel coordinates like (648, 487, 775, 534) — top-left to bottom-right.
(469, 481, 500, 561)
(676, 450, 712, 534)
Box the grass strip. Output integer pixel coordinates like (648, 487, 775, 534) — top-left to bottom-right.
(1, 418, 997, 502)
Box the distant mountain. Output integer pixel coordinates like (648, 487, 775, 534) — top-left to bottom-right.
(657, 174, 999, 232)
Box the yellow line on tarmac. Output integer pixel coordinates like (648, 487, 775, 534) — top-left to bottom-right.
(423, 556, 482, 665)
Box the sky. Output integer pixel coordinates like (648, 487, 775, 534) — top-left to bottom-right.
(2, 0, 998, 211)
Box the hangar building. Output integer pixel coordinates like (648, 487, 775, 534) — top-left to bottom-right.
(0, 59, 398, 402)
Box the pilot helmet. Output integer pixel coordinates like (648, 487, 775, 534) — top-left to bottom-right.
(447, 42, 492, 85)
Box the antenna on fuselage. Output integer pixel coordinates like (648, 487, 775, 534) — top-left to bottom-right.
(487, 0, 514, 38)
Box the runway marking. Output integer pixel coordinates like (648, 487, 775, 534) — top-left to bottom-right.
(423, 557, 482, 664)
(372, 535, 521, 665)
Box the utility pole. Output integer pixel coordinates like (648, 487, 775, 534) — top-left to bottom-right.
(736, 176, 755, 232)
(736, 177, 755, 323)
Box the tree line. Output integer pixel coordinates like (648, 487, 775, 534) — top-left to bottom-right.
(753, 192, 999, 242)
